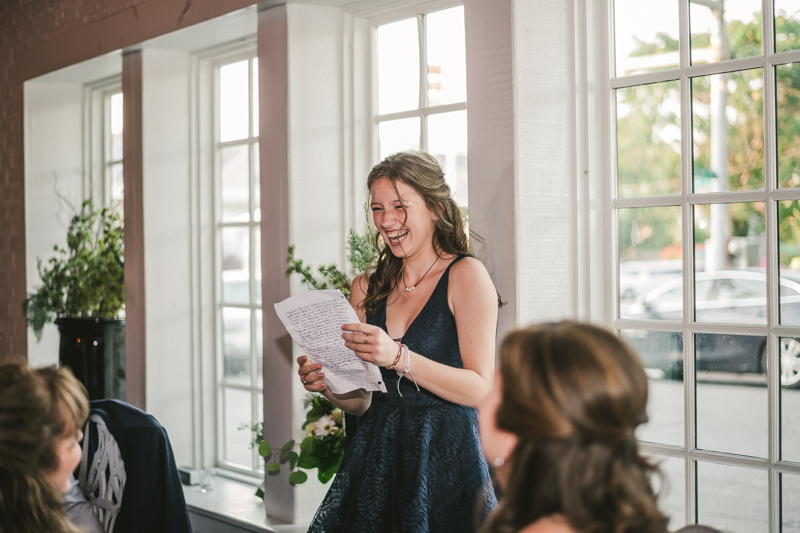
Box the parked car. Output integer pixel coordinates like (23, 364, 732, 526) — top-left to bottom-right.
(625, 269, 800, 387)
(619, 259, 682, 300)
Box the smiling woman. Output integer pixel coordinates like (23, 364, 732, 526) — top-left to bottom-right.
(297, 150, 499, 533)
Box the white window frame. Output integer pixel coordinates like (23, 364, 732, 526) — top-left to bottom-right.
(204, 42, 264, 479)
(606, 0, 800, 529)
(84, 76, 122, 209)
(370, 0, 466, 165)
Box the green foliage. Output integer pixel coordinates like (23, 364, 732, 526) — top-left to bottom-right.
(242, 394, 345, 491)
(285, 229, 378, 298)
(619, 14, 800, 265)
(23, 199, 124, 341)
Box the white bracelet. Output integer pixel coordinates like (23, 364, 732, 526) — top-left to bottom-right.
(395, 344, 420, 397)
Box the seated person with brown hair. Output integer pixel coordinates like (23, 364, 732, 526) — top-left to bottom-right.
(478, 321, 670, 533)
(0, 362, 103, 533)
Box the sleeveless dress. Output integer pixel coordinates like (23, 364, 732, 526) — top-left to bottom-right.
(307, 255, 497, 533)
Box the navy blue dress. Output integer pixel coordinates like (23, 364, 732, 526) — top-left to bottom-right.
(307, 255, 497, 533)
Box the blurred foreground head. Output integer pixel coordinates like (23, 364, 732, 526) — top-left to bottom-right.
(479, 321, 669, 533)
(0, 362, 89, 533)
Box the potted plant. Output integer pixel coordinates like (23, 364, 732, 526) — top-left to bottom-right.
(24, 199, 126, 400)
(243, 230, 378, 494)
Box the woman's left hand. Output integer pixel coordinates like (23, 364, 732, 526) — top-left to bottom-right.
(342, 323, 399, 367)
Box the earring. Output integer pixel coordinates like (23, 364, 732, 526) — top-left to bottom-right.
(433, 216, 439, 221)
(493, 457, 505, 467)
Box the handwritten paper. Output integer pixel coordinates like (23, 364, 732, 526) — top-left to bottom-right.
(274, 290, 387, 395)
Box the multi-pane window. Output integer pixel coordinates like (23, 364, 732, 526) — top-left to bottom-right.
(375, 6, 468, 207)
(215, 55, 263, 475)
(613, 1, 800, 530)
(105, 90, 123, 209)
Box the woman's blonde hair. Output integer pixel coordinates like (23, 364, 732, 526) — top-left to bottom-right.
(481, 322, 669, 533)
(361, 150, 483, 316)
(0, 361, 89, 533)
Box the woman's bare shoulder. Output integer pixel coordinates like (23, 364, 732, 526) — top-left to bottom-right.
(519, 515, 575, 533)
(448, 256, 491, 284)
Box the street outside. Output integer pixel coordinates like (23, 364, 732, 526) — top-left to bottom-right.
(641, 377, 800, 532)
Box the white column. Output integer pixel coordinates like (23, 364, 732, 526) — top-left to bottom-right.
(465, 0, 577, 337)
(140, 48, 195, 465)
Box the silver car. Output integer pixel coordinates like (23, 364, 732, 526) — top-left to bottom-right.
(625, 269, 800, 388)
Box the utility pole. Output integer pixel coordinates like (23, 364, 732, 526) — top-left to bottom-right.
(698, 0, 730, 272)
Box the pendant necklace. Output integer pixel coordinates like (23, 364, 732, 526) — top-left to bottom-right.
(403, 254, 440, 292)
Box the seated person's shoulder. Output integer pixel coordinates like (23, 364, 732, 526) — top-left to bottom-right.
(520, 515, 575, 533)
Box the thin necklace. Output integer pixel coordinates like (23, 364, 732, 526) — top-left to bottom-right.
(403, 254, 440, 292)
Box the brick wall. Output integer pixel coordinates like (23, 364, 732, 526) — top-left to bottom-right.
(0, 0, 254, 362)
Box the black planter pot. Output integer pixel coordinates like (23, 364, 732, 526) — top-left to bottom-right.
(56, 317, 125, 401)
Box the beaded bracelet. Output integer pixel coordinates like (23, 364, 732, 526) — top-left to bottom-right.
(395, 344, 420, 397)
(386, 342, 403, 370)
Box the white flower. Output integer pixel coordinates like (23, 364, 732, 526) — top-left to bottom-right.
(313, 414, 338, 437)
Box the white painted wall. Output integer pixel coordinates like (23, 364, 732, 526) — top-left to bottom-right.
(140, 48, 195, 466)
(513, 0, 575, 325)
(465, 0, 577, 336)
(23, 81, 87, 367)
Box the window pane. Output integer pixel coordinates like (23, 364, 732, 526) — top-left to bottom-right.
(696, 333, 767, 457)
(222, 307, 251, 384)
(221, 145, 249, 223)
(778, 201, 800, 326)
(110, 163, 124, 203)
(691, 69, 764, 193)
(616, 81, 681, 197)
(428, 110, 467, 207)
(777, 1, 800, 52)
(697, 462, 767, 533)
(622, 330, 683, 446)
(255, 227, 261, 305)
(781, 338, 800, 461)
(378, 18, 419, 115)
(613, 0, 679, 77)
(252, 58, 259, 137)
(223, 387, 253, 468)
(690, 1, 762, 65)
(253, 141, 260, 220)
(109, 92, 123, 161)
(425, 6, 466, 107)
(255, 392, 264, 471)
(776, 63, 800, 188)
(220, 60, 249, 142)
(618, 206, 682, 319)
(693, 202, 766, 324)
(784, 474, 800, 532)
(650, 455, 685, 530)
(379, 117, 420, 160)
(256, 310, 263, 388)
(222, 227, 250, 304)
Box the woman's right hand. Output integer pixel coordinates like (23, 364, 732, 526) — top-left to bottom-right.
(297, 355, 328, 393)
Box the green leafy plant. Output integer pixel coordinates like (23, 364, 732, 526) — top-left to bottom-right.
(242, 230, 376, 495)
(242, 394, 345, 490)
(23, 199, 125, 341)
(285, 229, 378, 298)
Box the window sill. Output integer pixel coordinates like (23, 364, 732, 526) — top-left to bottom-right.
(183, 475, 308, 533)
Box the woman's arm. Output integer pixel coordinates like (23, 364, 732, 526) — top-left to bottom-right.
(297, 272, 372, 416)
(342, 258, 498, 408)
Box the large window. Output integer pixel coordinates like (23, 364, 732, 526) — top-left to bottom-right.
(215, 54, 263, 475)
(374, 5, 468, 207)
(613, 1, 800, 530)
(105, 90, 124, 209)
